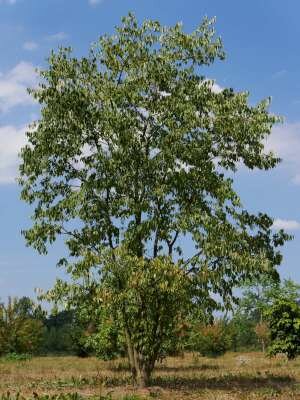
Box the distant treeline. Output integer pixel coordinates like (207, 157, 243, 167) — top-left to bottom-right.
(1, 278, 299, 358)
(0, 297, 89, 357)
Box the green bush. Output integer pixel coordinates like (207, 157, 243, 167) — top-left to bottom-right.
(189, 320, 231, 357)
(0, 298, 44, 355)
(266, 299, 300, 360)
(226, 316, 257, 351)
(3, 353, 32, 361)
(85, 317, 125, 360)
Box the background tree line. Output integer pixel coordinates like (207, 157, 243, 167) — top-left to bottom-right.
(1, 277, 299, 359)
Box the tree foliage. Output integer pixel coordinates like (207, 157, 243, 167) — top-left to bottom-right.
(266, 299, 300, 360)
(188, 319, 231, 357)
(0, 297, 44, 355)
(254, 321, 270, 353)
(228, 278, 299, 352)
(19, 14, 288, 386)
(236, 277, 300, 324)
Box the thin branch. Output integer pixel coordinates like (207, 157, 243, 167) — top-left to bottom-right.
(166, 230, 179, 257)
(153, 228, 159, 258)
(182, 250, 203, 269)
(61, 226, 100, 254)
(105, 187, 117, 250)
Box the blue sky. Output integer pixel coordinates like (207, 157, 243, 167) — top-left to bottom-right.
(0, 0, 300, 300)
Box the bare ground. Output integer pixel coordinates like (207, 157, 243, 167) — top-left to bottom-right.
(0, 352, 299, 399)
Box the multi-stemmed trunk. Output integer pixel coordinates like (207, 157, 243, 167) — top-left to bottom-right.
(125, 328, 155, 387)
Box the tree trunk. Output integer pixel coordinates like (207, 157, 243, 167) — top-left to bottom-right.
(137, 365, 151, 387)
(262, 339, 265, 353)
(124, 333, 155, 387)
(124, 328, 137, 380)
(134, 354, 153, 387)
(123, 318, 157, 387)
(133, 348, 152, 387)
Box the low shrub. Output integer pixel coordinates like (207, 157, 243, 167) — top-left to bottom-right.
(188, 320, 231, 357)
(3, 353, 32, 362)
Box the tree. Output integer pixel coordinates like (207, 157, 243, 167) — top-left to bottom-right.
(14, 296, 46, 321)
(255, 321, 270, 353)
(19, 14, 288, 386)
(84, 308, 125, 360)
(226, 313, 258, 351)
(0, 297, 44, 355)
(230, 278, 300, 352)
(188, 319, 231, 357)
(236, 277, 300, 325)
(42, 309, 75, 354)
(266, 299, 300, 360)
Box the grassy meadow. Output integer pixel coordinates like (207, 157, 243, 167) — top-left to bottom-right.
(0, 352, 299, 400)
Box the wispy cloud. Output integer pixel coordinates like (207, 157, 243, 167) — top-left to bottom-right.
(0, 61, 37, 112)
(0, 0, 17, 4)
(46, 32, 69, 42)
(88, 0, 104, 5)
(272, 218, 300, 231)
(266, 123, 300, 184)
(0, 125, 26, 184)
(23, 41, 38, 51)
(292, 174, 300, 185)
(272, 69, 287, 79)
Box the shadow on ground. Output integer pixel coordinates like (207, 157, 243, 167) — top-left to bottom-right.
(109, 363, 220, 372)
(152, 374, 295, 392)
(155, 364, 220, 372)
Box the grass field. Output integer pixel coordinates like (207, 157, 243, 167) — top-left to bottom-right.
(0, 352, 299, 399)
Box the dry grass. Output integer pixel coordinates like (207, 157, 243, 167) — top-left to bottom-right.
(0, 352, 299, 399)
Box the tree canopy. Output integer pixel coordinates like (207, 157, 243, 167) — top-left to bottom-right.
(19, 13, 289, 386)
(266, 298, 300, 360)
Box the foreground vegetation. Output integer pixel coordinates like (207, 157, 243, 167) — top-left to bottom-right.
(0, 352, 299, 399)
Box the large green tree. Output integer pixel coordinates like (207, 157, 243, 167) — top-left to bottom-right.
(19, 14, 288, 386)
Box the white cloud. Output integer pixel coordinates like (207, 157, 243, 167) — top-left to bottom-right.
(199, 79, 223, 94)
(0, 125, 26, 184)
(0, 0, 17, 4)
(23, 41, 38, 51)
(0, 61, 37, 112)
(265, 123, 300, 184)
(211, 81, 223, 94)
(89, 0, 104, 5)
(46, 32, 68, 42)
(272, 218, 300, 231)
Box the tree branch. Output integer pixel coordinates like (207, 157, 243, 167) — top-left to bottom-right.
(166, 230, 179, 257)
